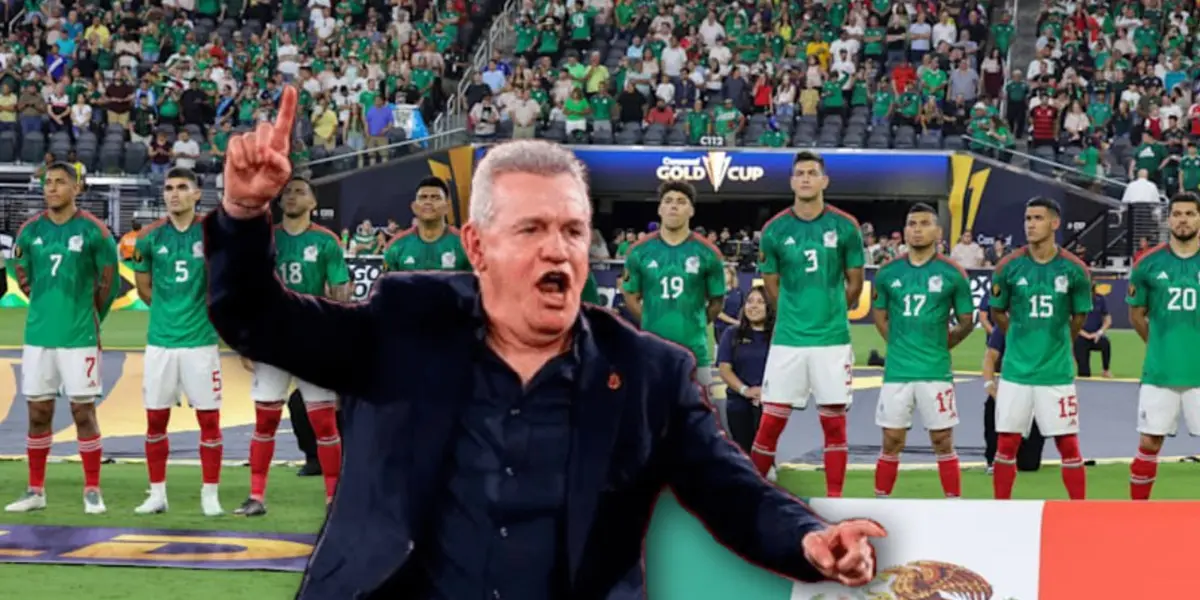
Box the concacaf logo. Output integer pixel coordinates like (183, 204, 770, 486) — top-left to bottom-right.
(810, 560, 1012, 600)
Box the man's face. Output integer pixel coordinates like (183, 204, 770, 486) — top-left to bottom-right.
(281, 180, 316, 218)
(1024, 206, 1057, 243)
(657, 190, 693, 230)
(163, 176, 200, 215)
(462, 171, 591, 340)
(43, 168, 78, 210)
(412, 185, 449, 223)
(1169, 200, 1200, 242)
(790, 160, 828, 201)
(904, 211, 938, 250)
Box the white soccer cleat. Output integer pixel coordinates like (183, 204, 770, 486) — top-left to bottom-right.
(134, 494, 169, 515)
(83, 489, 107, 514)
(200, 486, 223, 517)
(766, 466, 778, 482)
(5, 490, 47, 513)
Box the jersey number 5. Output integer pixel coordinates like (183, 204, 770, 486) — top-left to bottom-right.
(659, 275, 684, 299)
(174, 260, 189, 283)
(1028, 295, 1053, 318)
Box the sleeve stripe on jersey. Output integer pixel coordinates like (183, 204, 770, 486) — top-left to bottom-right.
(934, 253, 970, 281)
(1132, 242, 1169, 268)
(625, 231, 661, 253)
(991, 247, 1027, 277)
(77, 210, 113, 238)
(138, 217, 169, 240)
(877, 252, 905, 270)
(380, 226, 416, 255)
(760, 207, 794, 233)
(1057, 247, 1091, 280)
(689, 231, 724, 258)
(823, 204, 861, 228)
(309, 223, 342, 245)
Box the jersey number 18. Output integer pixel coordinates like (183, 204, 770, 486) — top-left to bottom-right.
(278, 262, 304, 285)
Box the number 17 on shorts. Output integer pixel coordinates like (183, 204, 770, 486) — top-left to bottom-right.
(994, 380, 1080, 436)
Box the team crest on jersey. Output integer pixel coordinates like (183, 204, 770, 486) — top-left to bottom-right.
(440, 251, 455, 269)
(685, 256, 700, 274)
(192, 241, 204, 258)
(303, 245, 319, 262)
(1054, 275, 1068, 293)
(68, 235, 84, 252)
(823, 230, 838, 248)
(927, 275, 943, 293)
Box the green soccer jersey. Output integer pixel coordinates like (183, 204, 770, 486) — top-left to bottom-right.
(12, 210, 119, 348)
(582, 270, 600, 305)
(622, 233, 726, 365)
(274, 225, 351, 296)
(1127, 245, 1200, 387)
(873, 255, 975, 382)
(382, 227, 470, 272)
(759, 206, 866, 347)
(990, 248, 1093, 385)
(131, 217, 218, 348)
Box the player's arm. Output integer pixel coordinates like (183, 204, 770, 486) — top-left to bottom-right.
(842, 223, 867, 310)
(131, 236, 153, 305)
(1127, 264, 1149, 343)
(620, 250, 644, 321)
(205, 206, 387, 397)
(989, 271, 1011, 333)
(757, 233, 780, 307)
(948, 269, 976, 349)
(704, 251, 727, 323)
(12, 225, 32, 295)
(92, 226, 119, 320)
(870, 273, 889, 341)
(1068, 265, 1093, 341)
(323, 238, 352, 302)
(981, 332, 1002, 396)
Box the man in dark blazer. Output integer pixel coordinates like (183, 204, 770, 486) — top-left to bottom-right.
(207, 88, 885, 600)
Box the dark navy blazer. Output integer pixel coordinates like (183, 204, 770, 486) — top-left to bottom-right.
(203, 207, 830, 600)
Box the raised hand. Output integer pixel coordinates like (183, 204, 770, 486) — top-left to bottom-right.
(223, 85, 298, 219)
(801, 519, 887, 587)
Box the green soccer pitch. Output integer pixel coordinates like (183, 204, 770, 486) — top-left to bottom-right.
(0, 308, 1172, 599)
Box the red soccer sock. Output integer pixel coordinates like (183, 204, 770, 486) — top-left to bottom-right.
(750, 403, 790, 476)
(26, 432, 52, 492)
(249, 404, 284, 502)
(196, 409, 223, 485)
(936, 451, 961, 498)
(874, 453, 900, 497)
(1056, 434, 1086, 500)
(1130, 446, 1159, 500)
(78, 434, 103, 491)
(819, 411, 848, 497)
(993, 433, 1022, 500)
(144, 409, 171, 485)
(306, 403, 342, 500)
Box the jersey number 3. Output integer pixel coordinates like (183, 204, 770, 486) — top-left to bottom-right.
(803, 249, 819, 273)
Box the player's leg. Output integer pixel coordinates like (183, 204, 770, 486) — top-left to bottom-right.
(873, 383, 914, 498)
(60, 347, 106, 513)
(983, 393, 997, 475)
(992, 380, 1035, 499)
(137, 345, 178, 514)
(6, 346, 57, 512)
(810, 345, 854, 498)
(297, 379, 342, 504)
(1032, 385, 1086, 500)
(179, 345, 225, 516)
(241, 362, 290, 515)
(1131, 385, 1180, 500)
(915, 382, 962, 498)
(751, 345, 809, 478)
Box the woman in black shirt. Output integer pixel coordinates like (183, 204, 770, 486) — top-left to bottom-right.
(716, 286, 773, 453)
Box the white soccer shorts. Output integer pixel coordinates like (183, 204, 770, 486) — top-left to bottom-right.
(143, 345, 223, 411)
(995, 380, 1080, 437)
(21, 345, 102, 401)
(760, 344, 853, 409)
(250, 362, 337, 403)
(1137, 385, 1200, 437)
(875, 381, 959, 431)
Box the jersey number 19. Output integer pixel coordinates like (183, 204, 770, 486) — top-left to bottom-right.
(659, 275, 684, 299)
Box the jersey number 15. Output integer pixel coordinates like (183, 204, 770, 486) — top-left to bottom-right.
(1028, 295, 1054, 318)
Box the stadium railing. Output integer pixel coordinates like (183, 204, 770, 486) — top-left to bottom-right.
(433, 0, 520, 134)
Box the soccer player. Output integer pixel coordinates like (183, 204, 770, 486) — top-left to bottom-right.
(750, 151, 865, 497)
(621, 180, 726, 399)
(1128, 192, 1200, 500)
(989, 197, 1092, 500)
(238, 176, 350, 516)
(871, 203, 975, 498)
(130, 167, 224, 516)
(381, 176, 470, 272)
(6, 162, 118, 514)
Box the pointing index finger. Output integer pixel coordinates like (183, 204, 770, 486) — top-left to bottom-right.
(269, 85, 298, 153)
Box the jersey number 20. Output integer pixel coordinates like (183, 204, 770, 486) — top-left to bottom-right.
(1167, 286, 1197, 311)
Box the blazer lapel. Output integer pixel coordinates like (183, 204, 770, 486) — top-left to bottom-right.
(566, 318, 627, 586)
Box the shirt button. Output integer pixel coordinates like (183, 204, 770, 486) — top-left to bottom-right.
(499, 527, 508, 538)
(504, 466, 514, 476)
(509, 408, 520, 416)
(492, 590, 501, 599)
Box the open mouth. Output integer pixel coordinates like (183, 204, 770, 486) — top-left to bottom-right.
(536, 271, 569, 295)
